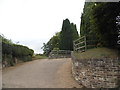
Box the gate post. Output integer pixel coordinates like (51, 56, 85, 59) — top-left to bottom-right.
(84, 36, 87, 51)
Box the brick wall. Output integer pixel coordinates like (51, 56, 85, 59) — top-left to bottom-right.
(71, 52, 120, 88)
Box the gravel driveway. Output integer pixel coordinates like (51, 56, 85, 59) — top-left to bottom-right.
(2, 58, 82, 88)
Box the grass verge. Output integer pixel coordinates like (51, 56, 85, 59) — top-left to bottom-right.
(73, 47, 118, 60)
(32, 55, 47, 60)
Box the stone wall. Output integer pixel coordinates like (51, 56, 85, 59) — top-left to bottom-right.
(71, 52, 120, 88)
(49, 50, 71, 59)
(49, 54, 71, 59)
(2, 57, 23, 68)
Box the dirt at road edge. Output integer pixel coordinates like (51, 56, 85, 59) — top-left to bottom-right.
(57, 58, 83, 88)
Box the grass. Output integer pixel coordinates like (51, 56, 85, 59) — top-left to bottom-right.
(32, 55, 48, 60)
(73, 47, 118, 60)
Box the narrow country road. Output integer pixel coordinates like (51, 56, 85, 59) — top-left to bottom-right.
(2, 58, 82, 88)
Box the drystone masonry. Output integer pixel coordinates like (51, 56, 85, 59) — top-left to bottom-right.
(71, 52, 120, 88)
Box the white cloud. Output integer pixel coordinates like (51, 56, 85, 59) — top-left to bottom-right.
(0, 0, 85, 53)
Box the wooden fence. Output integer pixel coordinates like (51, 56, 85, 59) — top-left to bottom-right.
(73, 36, 86, 52)
(49, 50, 71, 59)
(73, 35, 98, 52)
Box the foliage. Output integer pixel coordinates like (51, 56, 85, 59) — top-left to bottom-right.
(53, 47, 59, 51)
(42, 43, 50, 56)
(2, 35, 34, 64)
(12, 44, 34, 57)
(59, 19, 79, 50)
(80, 2, 96, 36)
(59, 19, 73, 50)
(42, 19, 79, 55)
(32, 54, 47, 60)
(42, 32, 60, 56)
(80, 2, 120, 48)
(71, 23, 79, 40)
(93, 2, 120, 47)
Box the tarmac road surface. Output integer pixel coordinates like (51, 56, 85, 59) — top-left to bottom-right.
(2, 58, 82, 88)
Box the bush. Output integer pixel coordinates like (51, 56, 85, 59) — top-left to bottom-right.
(2, 36, 34, 66)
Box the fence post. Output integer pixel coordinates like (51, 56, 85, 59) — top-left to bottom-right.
(84, 36, 87, 51)
(73, 41, 75, 51)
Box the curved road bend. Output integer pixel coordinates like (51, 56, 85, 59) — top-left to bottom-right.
(3, 58, 82, 88)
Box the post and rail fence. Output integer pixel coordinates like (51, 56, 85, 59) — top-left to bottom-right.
(73, 35, 99, 52)
(49, 35, 98, 59)
(73, 36, 86, 52)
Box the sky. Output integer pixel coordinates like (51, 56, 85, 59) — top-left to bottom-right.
(0, 0, 85, 54)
